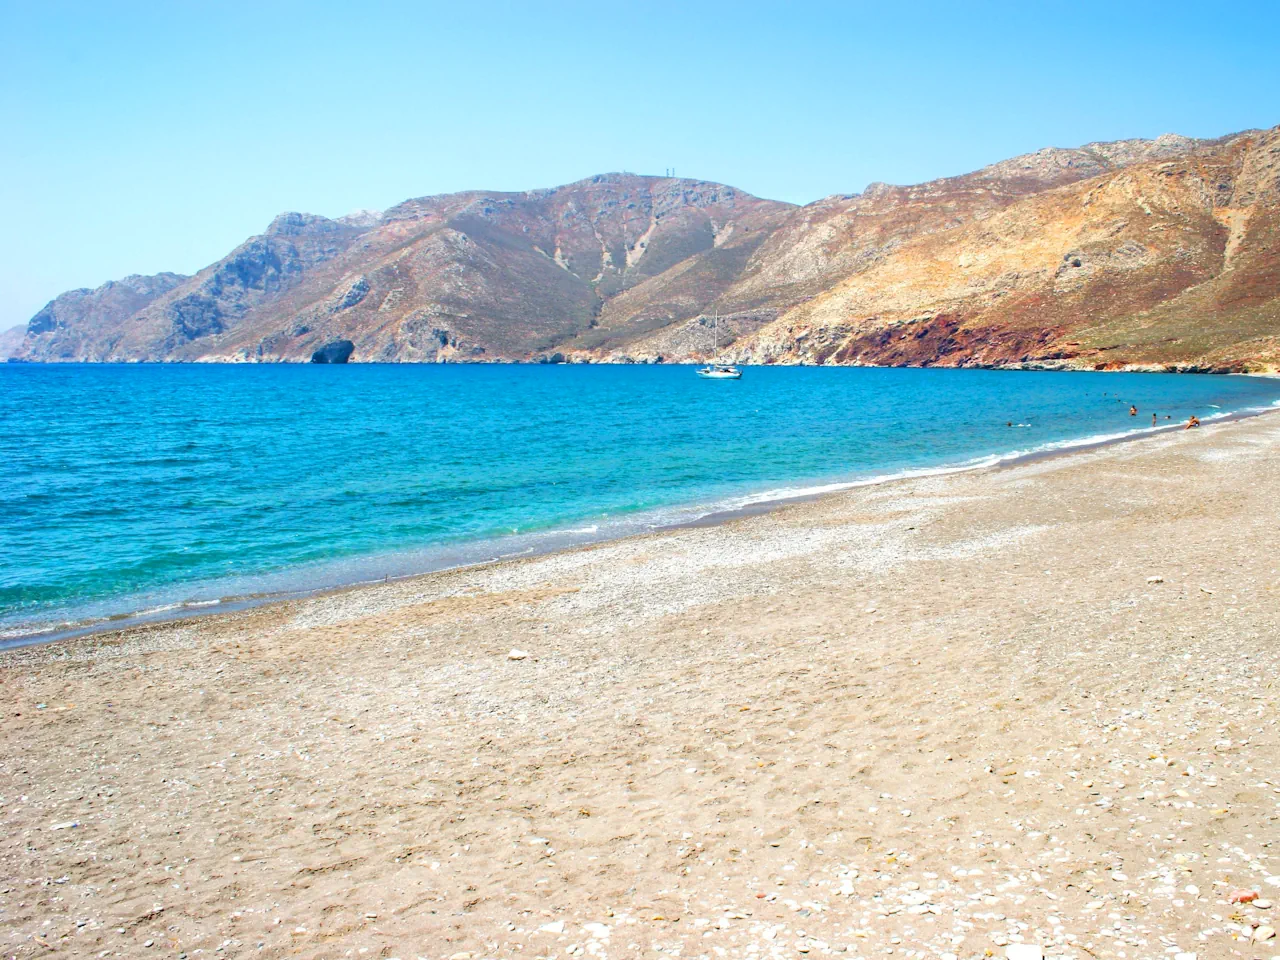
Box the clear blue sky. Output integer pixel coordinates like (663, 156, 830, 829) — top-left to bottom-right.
(2, 0, 1277, 330)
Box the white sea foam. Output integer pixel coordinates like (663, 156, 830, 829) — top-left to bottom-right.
(713, 408, 1275, 514)
(726, 460, 999, 510)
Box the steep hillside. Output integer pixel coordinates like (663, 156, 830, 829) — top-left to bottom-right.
(14, 176, 794, 363)
(10, 126, 1279, 370)
(15, 273, 188, 361)
(723, 128, 1280, 372)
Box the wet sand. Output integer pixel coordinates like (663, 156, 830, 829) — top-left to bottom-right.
(3, 414, 1280, 960)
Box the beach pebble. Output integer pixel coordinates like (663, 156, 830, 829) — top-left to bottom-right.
(1256, 899, 1275, 909)
(1147, 575, 1164, 583)
(1256, 926, 1277, 941)
(539, 920, 565, 935)
(1006, 945, 1044, 960)
(507, 649, 530, 660)
(1230, 889, 1259, 903)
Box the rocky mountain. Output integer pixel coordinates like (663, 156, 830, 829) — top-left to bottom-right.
(16, 272, 188, 361)
(721, 128, 1280, 372)
(13, 176, 792, 364)
(11, 125, 1280, 371)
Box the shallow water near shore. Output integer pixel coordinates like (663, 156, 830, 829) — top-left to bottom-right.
(3, 362, 1279, 642)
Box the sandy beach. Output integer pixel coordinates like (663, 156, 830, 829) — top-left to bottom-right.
(3, 414, 1280, 960)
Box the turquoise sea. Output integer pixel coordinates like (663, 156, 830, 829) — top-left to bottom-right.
(3, 363, 1279, 643)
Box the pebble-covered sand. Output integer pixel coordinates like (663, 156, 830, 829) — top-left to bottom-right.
(3, 414, 1280, 960)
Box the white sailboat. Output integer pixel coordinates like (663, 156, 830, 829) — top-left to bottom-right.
(696, 311, 742, 380)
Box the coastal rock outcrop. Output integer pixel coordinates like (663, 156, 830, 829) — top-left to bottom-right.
(13, 273, 188, 361)
(310, 340, 354, 364)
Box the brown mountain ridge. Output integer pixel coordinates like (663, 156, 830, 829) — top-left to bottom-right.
(12, 125, 1280, 371)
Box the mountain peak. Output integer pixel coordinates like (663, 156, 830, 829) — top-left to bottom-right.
(264, 211, 357, 237)
(335, 209, 383, 228)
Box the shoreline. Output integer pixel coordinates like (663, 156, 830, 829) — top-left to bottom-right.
(4, 407, 1279, 958)
(7, 399, 1278, 653)
(7, 357, 1280, 374)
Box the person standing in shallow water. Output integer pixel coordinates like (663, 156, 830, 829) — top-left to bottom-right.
(1153, 413, 1158, 426)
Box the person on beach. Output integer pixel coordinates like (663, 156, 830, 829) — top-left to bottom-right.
(1130, 405, 1138, 416)
(1186, 415, 1200, 429)
(1152, 413, 1158, 426)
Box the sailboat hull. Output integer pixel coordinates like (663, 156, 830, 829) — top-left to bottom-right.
(697, 312, 741, 378)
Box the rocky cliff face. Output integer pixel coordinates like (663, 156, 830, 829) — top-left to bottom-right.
(12, 127, 1280, 371)
(14, 273, 188, 361)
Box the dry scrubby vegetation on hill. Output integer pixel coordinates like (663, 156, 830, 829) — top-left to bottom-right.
(13, 126, 1280, 371)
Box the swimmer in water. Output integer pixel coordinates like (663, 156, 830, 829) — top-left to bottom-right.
(1130, 405, 1138, 416)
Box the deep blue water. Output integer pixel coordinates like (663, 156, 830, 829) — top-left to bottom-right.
(2, 363, 1279, 640)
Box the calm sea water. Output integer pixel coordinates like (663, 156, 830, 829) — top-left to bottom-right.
(3, 363, 1279, 641)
